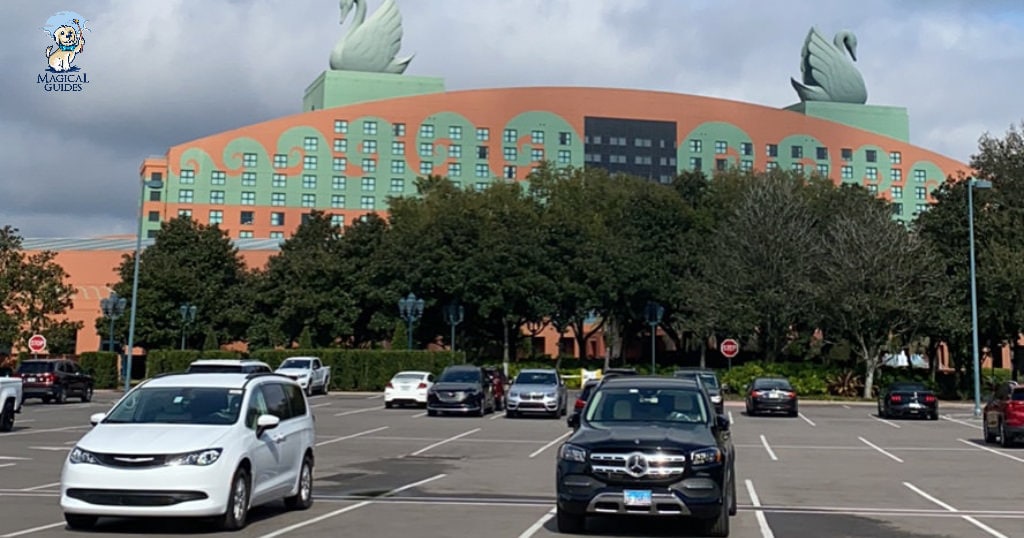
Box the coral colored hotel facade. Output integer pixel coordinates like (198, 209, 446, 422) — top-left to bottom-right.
(23, 32, 970, 358)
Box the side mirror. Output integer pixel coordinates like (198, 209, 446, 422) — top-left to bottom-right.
(256, 414, 280, 436)
(89, 412, 106, 426)
(313, 363, 321, 370)
(567, 414, 580, 429)
(716, 414, 730, 431)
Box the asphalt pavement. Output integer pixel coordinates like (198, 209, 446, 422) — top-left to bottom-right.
(0, 391, 1020, 538)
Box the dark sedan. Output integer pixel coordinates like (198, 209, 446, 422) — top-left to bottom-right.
(745, 376, 798, 417)
(878, 381, 938, 420)
(426, 365, 495, 416)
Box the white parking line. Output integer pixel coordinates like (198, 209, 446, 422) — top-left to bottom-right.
(870, 414, 901, 428)
(20, 482, 60, 491)
(257, 474, 446, 538)
(410, 428, 480, 456)
(942, 415, 982, 430)
(728, 411, 734, 424)
(958, 438, 1024, 464)
(529, 431, 573, 459)
(842, 405, 851, 409)
(798, 412, 816, 427)
(489, 412, 505, 420)
(310, 402, 332, 408)
(410, 412, 427, 418)
(365, 394, 383, 399)
(759, 435, 778, 461)
(0, 425, 89, 437)
(744, 479, 776, 538)
(858, 436, 903, 463)
(0, 456, 31, 461)
(315, 426, 389, 447)
(333, 407, 380, 417)
(0, 522, 66, 537)
(903, 482, 1008, 538)
(0, 463, 15, 469)
(517, 507, 556, 538)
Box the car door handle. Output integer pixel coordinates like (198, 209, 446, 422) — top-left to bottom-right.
(272, 434, 286, 444)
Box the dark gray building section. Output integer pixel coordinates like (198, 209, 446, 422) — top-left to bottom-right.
(583, 117, 678, 183)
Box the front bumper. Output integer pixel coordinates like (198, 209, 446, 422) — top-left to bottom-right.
(427, 392, 483, 413)
(507, 394, 559, 413)
(557, 463, 724, 520)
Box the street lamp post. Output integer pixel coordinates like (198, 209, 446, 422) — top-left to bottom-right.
(968, 178, 993, 417)
(99, 292, 127, 352)
(398, 293, 425, 350)
(179, 303, 197, 351)
(442, 301, 465, 358)
(124, 176, 164, 392)
(644, 301, 665, 375)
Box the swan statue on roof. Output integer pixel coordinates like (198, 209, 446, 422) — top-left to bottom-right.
(790, 27, 867, 104)
(329, 0, 414, 74)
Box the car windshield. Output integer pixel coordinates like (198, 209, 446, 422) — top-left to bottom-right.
(752, 379, 792, 390)
(280, 359, 311, 369)
(102, 386, 243, 425)
(585, 387, 708, 425)
(17, 362, 53, 373)
(187, 364, 242, 373)
(393, 373, 424, 382)
(516, 372, 557, 385)
(438, 369, 479, 383)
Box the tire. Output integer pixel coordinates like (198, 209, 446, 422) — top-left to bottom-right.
(928, 411, 938, 421)
(728, 474, 737, 516)
(701, 487, 731, 537)
(220, 467, 251, 531)
(506, 410, 517, 419)
(1, 401, 14, 432)
(284, 456, 314, 510)
(81, 385, 93, 403)
(41, 396, 51, 404)
(64, 513, 97, 530)
(555, 506, 585, 533)
(321, 379, 329, 395)
(984, 418, 997, 443)
(55, 386, 67, 405)
(427, 409, 437, 417)
(1000, 421, 1014, 448)
(385, 401, 393, 409)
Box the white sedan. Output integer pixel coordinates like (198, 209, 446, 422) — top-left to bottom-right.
(384, 371, 434, 408)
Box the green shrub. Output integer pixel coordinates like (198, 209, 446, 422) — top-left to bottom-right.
(79, 352, 119, 389)
(145, 349, 245, 377)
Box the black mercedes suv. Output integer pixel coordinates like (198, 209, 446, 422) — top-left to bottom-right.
(557, 377, 736, 536)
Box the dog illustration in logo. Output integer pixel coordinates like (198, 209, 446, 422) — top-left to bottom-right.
(45, 18, 84, 72)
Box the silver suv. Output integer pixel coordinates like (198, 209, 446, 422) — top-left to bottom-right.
(506, 368, 567, 418)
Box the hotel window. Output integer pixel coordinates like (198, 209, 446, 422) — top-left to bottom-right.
(361, 177, 376, 191)
(150, 190, 162, 202)
(210, 190, 225, 204)
(362, 158, 377, 173)
(914, 169, 926, 183)
(477, 146, 489, 159)
(242, 153, 257, 168)
(450, 181, 462, 188)
(391, 160, 406, 174)
(586, 153, 601, 163)
(240, 211, 254, 225)
(866, 166, 878, 180)
(272, 173, 286, 188)
(302, 175, 317, 189)
(448, 144, 462, 158)
(841, 148, 853, 161)
(766, 161, 779, 171)
(714, 141, 727, 154)
(816, 147, 828, 160)
(209, 210, 223, 225)
(891, 185, 903, 199)
(891, 168, 903, 182)
(363, 120, 377, 135)
(867, 184, 878, 195)
(476, 127, 489, 141)
(448, 125, 462, 140)
(892, 203, 904, 216)
(504, 165, 516, 179)
(841, 165, 853, 180)
(331, 194, 345, 208)
(332, 176, 346, 190)
(689, 157, 702, 171)
(178, 189, 194, 203)
(740, 160, 753, 171)
(392, 141, 405, 155)
(635, 156, 652, 165)
(239, 230, 254, 239)
(916, 203, 928, 214)
(448, 162, 462, 177)
(270, 231, 285, 239)
(915, 186, 927, 200)
(475, 182, 488, 192)
(241, 172, 256, 186)
(303, 137, 318, 152)
(609, 155, 626, 164)
(390, 178, 405, 192)
(148, 211, 159, 222)
(273, 154, 287, 168)
(890, 151, 902, 164)
(635, 138, 652, 147)
(740, 142, 753, 156)
(420, 162, 433, 175)
(333, 157, 347, 172)
(792, 162, 804, 174)
(179, 169, 195, 184)
(419, 142, 434, 157)
(334, 119, 348, 134)
(301, 193, 315, 208)
(791, 146, 803, 159)
(592, 135, 602, 144)
(866, 149, 877, 162)
(766, 144, 778, 157)
(303, 156, 317, 170)
(271, 192, 286, 206)
(660, 175, 673, 183)
(178, 209, 192, 218)
(689, 139, 702, 152)
(271, 212, 285, 226)
(817, 163, 829, 177)
(559, 132, 572, 145)
(475, 163, 489, 177)
(531, 130, 544, 144)
(393, 123, 406, 136)
(211, 170, 226, 185)
(362, 140, 377, 154)
(503, 128, 517, 143)
(330, 215, 344, 228)
(531, 148, 544, 162)
(360, 195, 375, 209)
(504, 147, 517, 160)
(420, 124, 435, 138)
(241, 191, 256, 205)
(333, 138, 347, 152)
(715, 158, 727, 171)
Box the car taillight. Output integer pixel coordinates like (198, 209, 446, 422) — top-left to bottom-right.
(924, 395, 936, 403)
(574, 398, 586, 410)
(890, 394, 902, 403)
(1007, 401, 1024, 412)
(386, 382, 393, 389)
(750, 390, 761, 398)
(787, 391, 796, 398)
(417, 382, 427, 389)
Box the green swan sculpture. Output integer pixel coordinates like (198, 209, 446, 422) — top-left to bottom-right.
(329, 0, 414, 74)
(791, 27, 868, 104)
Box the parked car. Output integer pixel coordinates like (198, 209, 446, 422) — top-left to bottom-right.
(275, 356, 331, 396)
(427, 365, 495, 416)
(983, 380, 1024, 447)
(745, 376, 798, 417)
(506, 368, 567, 418)
(14, 359, 94, 404)
(674, 368, 724, 415)
(60, 372, 316, 531)
(483, 367, 508, 411)
(567, 379, 600, 430)
(186, 359, 272, 374)
(1, 376, 23, 431)
(602, 367, 639, 378)
(877, 381, 938, 420)
(385, 371, 434, 408)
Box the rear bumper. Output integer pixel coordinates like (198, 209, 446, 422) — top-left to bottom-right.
(750, 398, 797, 412)
(886, 403, 937, 417)
(23, 385, 61, 399)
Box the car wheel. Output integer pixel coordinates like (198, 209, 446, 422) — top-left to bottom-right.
(427, 409, 437, 417)
(385, 401, 393, 409)
(984, 416, 997, 443)
(41, 395, 51, 404)
(1, 401, 15, 432)
(284, 456, 314, 510)
(701, 486, 731, 537)
(728, 473, 737, 516)
(1000, 421, 1014, 448)
(220, 467, 251, 531)
(928, 410, 938, 421)
(556, 506, 585, 533)
(81, 385, 93, 403)
(55, 386, 67, 405)
(64, 513, 97, 530)
(506, 410, 517, 419)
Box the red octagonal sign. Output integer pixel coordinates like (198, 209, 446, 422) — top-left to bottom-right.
(720, 338, 739, 359)
(28, 334, 47, 354)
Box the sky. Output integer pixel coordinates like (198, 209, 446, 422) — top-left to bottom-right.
(2, 0, 1023, 238)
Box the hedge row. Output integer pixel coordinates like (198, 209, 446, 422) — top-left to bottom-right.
(249, 349, 466, 391)
(144, 350, 244, 377)
(78, 352, 120, 389)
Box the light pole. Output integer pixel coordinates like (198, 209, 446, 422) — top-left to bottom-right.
(124, 176, 164, 391)
(398, 293, 425, 350)
(179, 303, 197, 350)
(968, 178, 992, 417)
(644, 301, 664, 375)
(99, 292, 127, 352)
(442, 301, 465, 358)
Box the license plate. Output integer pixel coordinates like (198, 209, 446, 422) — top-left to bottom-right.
(400, 385, 410, 390)
(909, 402, 924, 409)
(768, 391, 780, 399)
(27, 377, 36, 382)
(623, 490, 652, 506)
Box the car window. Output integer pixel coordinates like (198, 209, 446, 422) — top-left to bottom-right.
(585, 387, 708, 424)
(245, 387, 270, 429)
(17, 362, 52, 373)
(438, 369, 481, 383)
(752, 378, 792, 390)
(280, 359, 311, 369)
(393, 373, 425, 382)
(892, 382, 927, 392)
(1012, 389, 1024, 401)
(187, 364, 242, 373)
(284, 383, 307, 417)
(104, 386, 241, 425)
(260, 382, 292, 420)
(516, 372, 558, 385)
(427, 374, 434, 383)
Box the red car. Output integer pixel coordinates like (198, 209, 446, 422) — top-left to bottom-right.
(984, 381, 1024, 447)
(483, 367, 508, 411)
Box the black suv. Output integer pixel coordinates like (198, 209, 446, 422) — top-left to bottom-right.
(15, 359, 95, 404)
(673, 368, 724, 415)
(558, 377, 736, 536)
(427, 365, 496, 416)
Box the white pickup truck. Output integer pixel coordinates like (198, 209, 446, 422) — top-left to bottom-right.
(1, 376, 24, 432)
(275, 356, 331, 396)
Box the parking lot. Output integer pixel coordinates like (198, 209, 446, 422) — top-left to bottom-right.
(1, 391, 1021, 538)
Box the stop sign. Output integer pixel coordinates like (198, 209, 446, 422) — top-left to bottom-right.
(28, 334, 47, 354)
(720, 338, 739, 359)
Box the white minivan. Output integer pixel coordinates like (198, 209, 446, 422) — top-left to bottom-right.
(60, 372, 316, 530)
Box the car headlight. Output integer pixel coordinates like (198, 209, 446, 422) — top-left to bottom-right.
(711, 394, 722, 403)
(509, 391, 520, 398)
(69, 447, 99, 464)
(690, 447, 723, 466)
(166, 448, 222, 466)
(559, 443, 587, 463)
(545, 392, 556, 398)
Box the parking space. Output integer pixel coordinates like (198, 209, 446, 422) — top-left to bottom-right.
(2, 393, 1024, 537)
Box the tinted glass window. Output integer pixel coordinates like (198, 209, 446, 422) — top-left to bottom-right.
(892, 383, 927, 392)
(393, 373, 425, 382)
(516, 372, 558, 385)
(1012, 389, 1024, 401)
(17, 362, 54, 373)
(752, 378, 792, 390)
(285, 383, 307, 416)
(698, 374, 719, 388)
(246, 387, 270, 429)
(260, 383, 291, 420)
(187, 364, 242, 373)
(280, 359, 311, 369)
(438, 369, 481, 383)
